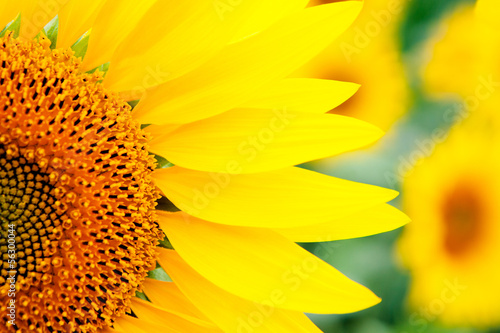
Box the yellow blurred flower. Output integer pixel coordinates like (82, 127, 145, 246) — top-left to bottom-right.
(294, 0, 408, 131)
(398, 98, 500, 327)
(402, 0, 500, 327)
(423, 2, 500, 98)
(0, 1, 408, 333)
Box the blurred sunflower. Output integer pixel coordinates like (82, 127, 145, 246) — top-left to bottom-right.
(423, 1, 500, 98)
(398, 98, 500, 327)
(293, 0, 408, 132)
(0, 1, 408, 333)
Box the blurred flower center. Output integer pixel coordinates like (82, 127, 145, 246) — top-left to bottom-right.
(442, 183, 485, 258)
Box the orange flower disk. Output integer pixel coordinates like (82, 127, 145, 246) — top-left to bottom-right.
(0, 33, 161, 333)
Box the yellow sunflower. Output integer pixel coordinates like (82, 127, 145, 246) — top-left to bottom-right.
(398, 97, 500, 328)
(423, 1, 500, 98)
(293, 0, 408, 131)
(0, 1, 408, 332)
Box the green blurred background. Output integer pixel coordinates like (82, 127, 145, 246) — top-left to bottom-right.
(303, 0, 496, 332)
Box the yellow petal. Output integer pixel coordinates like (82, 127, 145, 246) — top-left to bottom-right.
(143, 124, 181, 142)
(104, 1, 222, 94)
(101, 327, 122, 333)
(0, 3, 20, 29)
(476, 0, 500, 30)
(132, 1, 362, 125)
(19, 0, 60, 39)
(230, 0, 309, 42)
(105, 0, 290, 95)
(57, 0, 106, 48)
(149, 109, 382, 173)
(158, 212, 381, 314)
(81, 0, 156, 71)
(113, 315, 171, 333)
(274, 204, 410, 243)
(142, 279, 213, 325)
(153, 166, 398, 228)
(131, 298, 221, 332)
(158, 248, 326, 332)
(242, 79, 360, 113)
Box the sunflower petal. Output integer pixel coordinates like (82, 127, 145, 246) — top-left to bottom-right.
(132, 1, 362, 125)
(81, 0, 156, 71)
(242, 79, 360, 113)
(230, 0, 309, 42)
(274, 204, 410, 242)
(158, 212, 381, 314)
(105, 0, 302, 95)
(158, 248, 325, 332)
(142, 279, 213, 324)
(149, 109, 382, 173)
(19, 0, 60, 39)
(131, 298, 221, 332)
(0, 3, 20, 29)
(153, 166, 398, 228)
(476, 0, 500, 30)
(113, 315, 169, 333)
(144, 124, 181, 142)
(57, 0, 106, 48)
(103, 1, 225, 94)
(101, 327, 122, 333)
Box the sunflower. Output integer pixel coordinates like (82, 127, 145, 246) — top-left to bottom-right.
(293, 0, 408, 131)
(0, 1, 408, 332)
(423, 1, 500, 98)
(398, 98, 500, 327)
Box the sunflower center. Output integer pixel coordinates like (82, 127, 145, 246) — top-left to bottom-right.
(442, 183, 484, 258)
(0, 33, 161, 332)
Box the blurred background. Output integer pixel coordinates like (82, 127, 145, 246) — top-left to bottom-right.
(298, 0, 500, 332)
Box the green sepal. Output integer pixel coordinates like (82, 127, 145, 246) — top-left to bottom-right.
(147, 265, 172, 282)
(156, 196, 180, 213)
(154, 154, 174, 169)
(86, 62, 110, 76)
(158, 232, 175, 249)
(0, 14, 21, 38)
(42, 16, 59, 48)
(129, 100, 141, 110)
(135, 291, 150, 301)
(71, 30, 90, 59)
